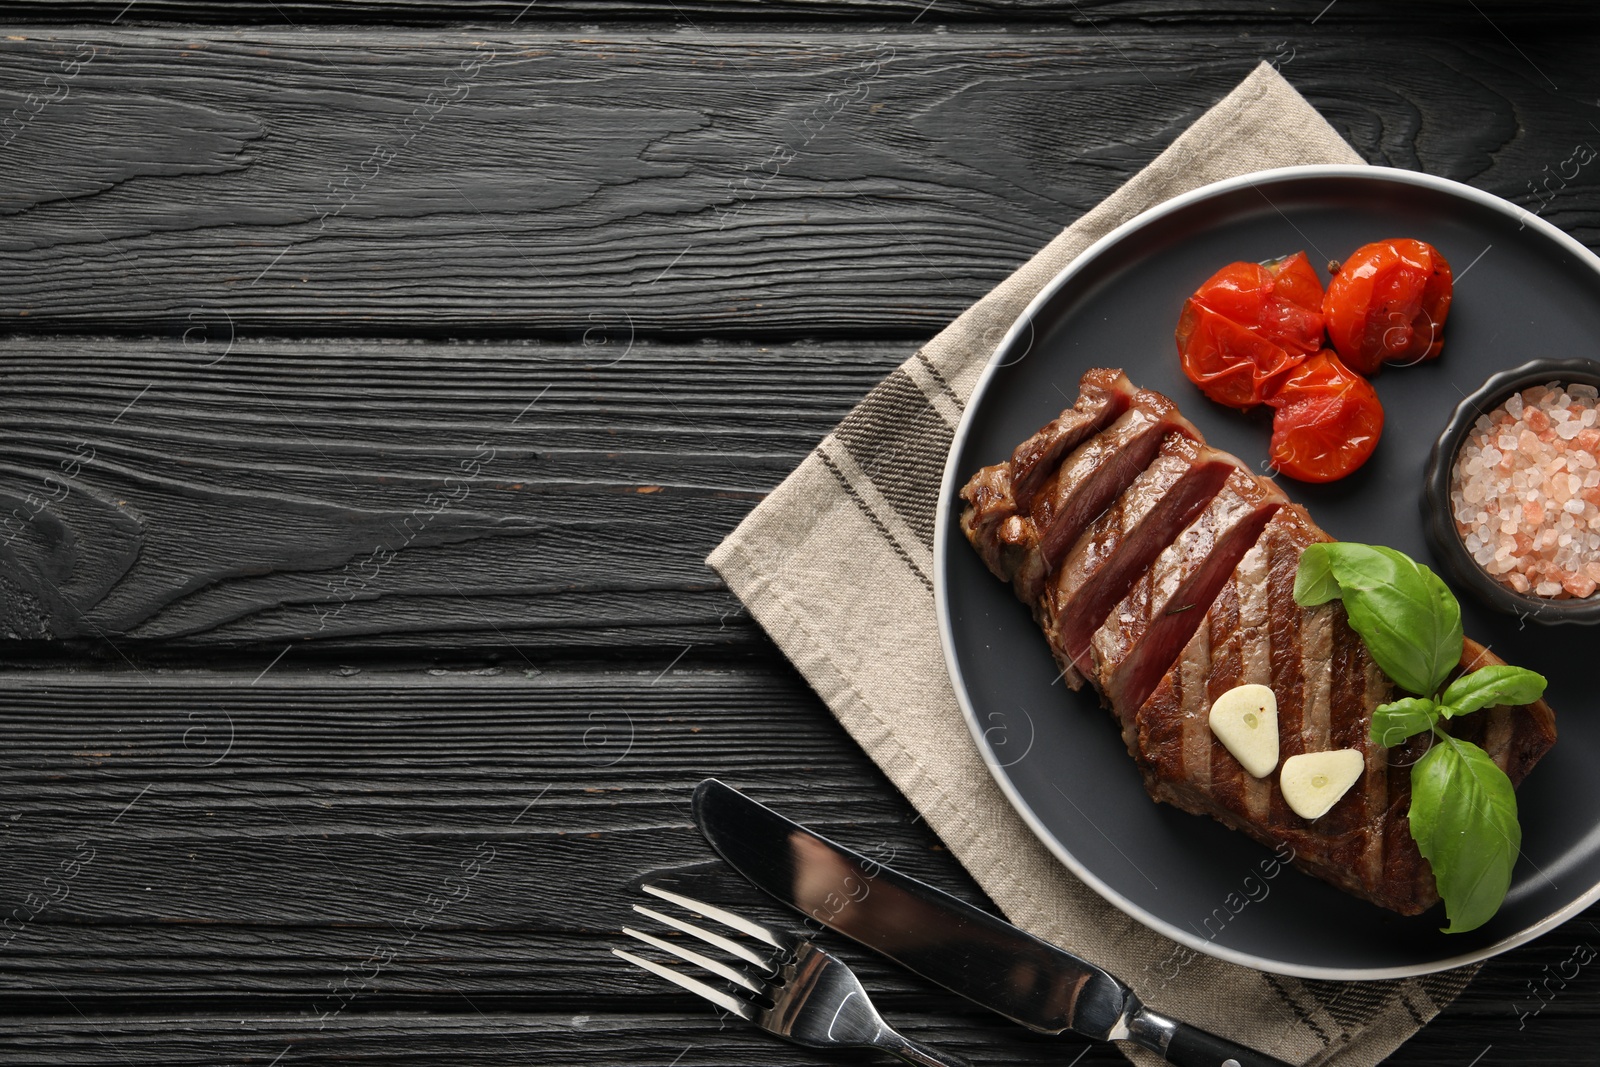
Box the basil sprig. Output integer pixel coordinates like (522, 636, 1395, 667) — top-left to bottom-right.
(1294, 542, 1547, 934)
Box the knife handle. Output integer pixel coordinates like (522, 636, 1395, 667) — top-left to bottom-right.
(1128, 1005, 1294, 1067)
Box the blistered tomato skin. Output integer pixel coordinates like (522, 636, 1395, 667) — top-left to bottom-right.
(1175, 251, 1326, 410)
(1266, 349, 1385, 483)
(1322, 239, 1453, 375)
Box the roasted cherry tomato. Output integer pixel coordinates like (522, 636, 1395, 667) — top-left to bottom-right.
(1266, 349, 1385, 483)
(1176, 251, 1325, 410)
(1322, 239, 1452, 375)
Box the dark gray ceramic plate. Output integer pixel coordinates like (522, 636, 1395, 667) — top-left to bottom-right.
(934, 165, 1600, 979)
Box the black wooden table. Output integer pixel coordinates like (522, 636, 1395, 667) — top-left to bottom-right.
(1, 3, 1597, 1064)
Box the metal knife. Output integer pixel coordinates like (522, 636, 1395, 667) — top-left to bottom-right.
(692, 778, 1293, 1067)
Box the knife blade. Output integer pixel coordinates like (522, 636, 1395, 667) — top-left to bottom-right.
(693, 778, 1293, 1067)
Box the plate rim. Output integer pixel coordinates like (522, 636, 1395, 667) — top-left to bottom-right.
(932, 162, 1600, 980)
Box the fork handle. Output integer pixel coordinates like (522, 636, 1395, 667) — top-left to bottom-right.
(880, 1033, 974, 1067)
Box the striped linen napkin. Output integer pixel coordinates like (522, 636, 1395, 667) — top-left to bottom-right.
(708, 61, 1473, 1066)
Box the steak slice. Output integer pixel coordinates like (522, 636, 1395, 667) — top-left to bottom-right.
(1011, 368, 1136, 511)
(1135, 507, 1558, 915)
(1021, 390, 1200, 603)
(959, 369, 1135, 592)
(1040, 434, 1237, 691)
(1088, 466, 1286, 724)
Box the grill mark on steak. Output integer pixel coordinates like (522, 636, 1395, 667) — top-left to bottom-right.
(1045, 435, 1235, 680)
(1299, 607, 1335, 756)
(1091, 467, 1285, 716)
(1232, 539, 1275, 824)
(959, 369, 1134, 593)
(1360, 659, 1392, 892)
(1029, 391, 1200, 597)
(1179, 622, 1214, 797)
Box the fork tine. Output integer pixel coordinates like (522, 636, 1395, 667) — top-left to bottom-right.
(641, 885, 787, 950)
(621, 926, 763, 993)
(631, 903, 773, 970)
(612, 947, 755, 1020)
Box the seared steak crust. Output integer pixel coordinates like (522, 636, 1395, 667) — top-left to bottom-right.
(959, 371, 1558, 917)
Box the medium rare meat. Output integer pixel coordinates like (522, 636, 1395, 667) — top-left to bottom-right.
(1087, 465, 1286, 719)
(957, 372, 1558, 918)
(959, 370, 1134, 591)
(962, 376, 1196, 604)
(1135, 507, 1557, 915)
(1010, 369, 1136, 512)
(1029, 390, 1200, 592)
(1041, 434, 1238, 693)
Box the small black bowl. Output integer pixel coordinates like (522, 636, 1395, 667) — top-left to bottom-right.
(1424, 357, 1600, 626)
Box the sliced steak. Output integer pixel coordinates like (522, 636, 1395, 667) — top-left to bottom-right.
(1010, 368, 1137, 511)
(1041, 434, 1238, 690)
(1135, 508, 1558, 915)
(1089, 466, 1286, 721)
(1023, 390, 1200, 602)
(959, 369, 1134, 589)
(959, 372, 1559, 918)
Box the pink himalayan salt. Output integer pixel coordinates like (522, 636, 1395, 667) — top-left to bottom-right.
(1451, 381, 1600, 600)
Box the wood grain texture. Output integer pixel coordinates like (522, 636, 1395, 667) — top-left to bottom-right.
(0, 338, 905, 655)
(0, 1012, 1106, 1067)
(0, 665, 1010, 1007)
(0, 29, 1595, 337)
(5, 13, 1600, 1067)
(0, 1, 1595, 26)
(0, 665, 1597, 1067)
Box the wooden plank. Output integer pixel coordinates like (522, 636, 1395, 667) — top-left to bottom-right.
(1, 663, 1597, 1067)
(0, 666, 994, 996)
(0, 29, 1594, 337)
(0, 1, 1594, 27)
(7, 1002, 1600, 1067)
(0, 1011, 1117, 1067)
(0, 338, 906, 653)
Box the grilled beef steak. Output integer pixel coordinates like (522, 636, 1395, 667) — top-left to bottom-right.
(959, 369, 1558, 917)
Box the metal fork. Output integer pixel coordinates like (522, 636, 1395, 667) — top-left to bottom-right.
(614, 884, 972, 1067)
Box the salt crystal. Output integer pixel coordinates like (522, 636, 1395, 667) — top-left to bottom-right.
(1573, 383, 1600, 399)
(1451, 383, 1600, 600)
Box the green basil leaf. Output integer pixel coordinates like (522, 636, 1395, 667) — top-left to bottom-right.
(1292, 543, 1341, 607)
(1440, 665, 1549, 719)
(1408, 738, 1521, 934)
(1318, 544, 1463, 697)
(1370, 697, 1438, 747)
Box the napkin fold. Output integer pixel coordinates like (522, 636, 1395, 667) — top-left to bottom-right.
(709, 62, 1473, 1066)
